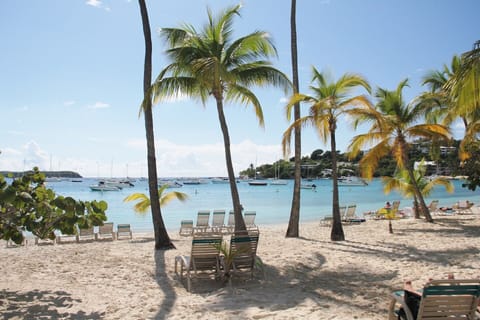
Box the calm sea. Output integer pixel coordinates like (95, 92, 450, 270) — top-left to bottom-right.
(39, 177, 480, 233)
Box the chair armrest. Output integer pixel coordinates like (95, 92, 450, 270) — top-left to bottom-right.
(388, 291, 415, 320)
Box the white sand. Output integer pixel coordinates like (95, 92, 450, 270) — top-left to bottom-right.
(1, 215, 479, 319)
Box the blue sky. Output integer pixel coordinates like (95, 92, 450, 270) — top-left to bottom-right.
(1, 0, 478, 177)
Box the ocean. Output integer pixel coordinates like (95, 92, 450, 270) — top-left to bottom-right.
(39, 177, 480, 233)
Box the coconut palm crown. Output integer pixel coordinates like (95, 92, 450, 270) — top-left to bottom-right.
(152, 4, 291, 231)
(348, 79, 451, 222)
(282, 67, 372, 241)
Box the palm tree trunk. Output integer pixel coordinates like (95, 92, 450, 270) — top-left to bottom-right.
(330, 126, 345, 241)
(138, 0, 174, 249)
(406, 166, 433, 222)
(214, 98, 246, 232)
(286, 0, 301, 238)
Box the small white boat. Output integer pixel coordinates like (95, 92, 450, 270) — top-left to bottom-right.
(90, 181, 121, 191)
(301, 183, 317, 190)
(269, 179, 288, 185)
(101, 179, 134, 188)
(249, 180, 268, 186)
(338, 177, 368, 186)
(211, 178, 230, 184)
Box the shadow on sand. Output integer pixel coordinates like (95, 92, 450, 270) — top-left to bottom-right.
(0, 289, 104, 319)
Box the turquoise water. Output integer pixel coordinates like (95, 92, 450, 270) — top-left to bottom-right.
(41, 178, 480, 232)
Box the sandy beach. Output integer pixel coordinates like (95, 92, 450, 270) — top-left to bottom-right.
(1, 215, 479, 319)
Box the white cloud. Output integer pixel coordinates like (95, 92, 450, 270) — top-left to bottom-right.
(86, 0, 102, 8)
(87, 102, 110, 109)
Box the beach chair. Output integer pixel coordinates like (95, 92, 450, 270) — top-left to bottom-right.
(320, 215, 333, 227)
(244, 211, 257, 229)
(225, 210, 235, 233)
(116, 224, 133, 240)
(453, 200, 474, 214)
(427, 200, 440, 215)
(174, 234, 223, 292)
(194, 210, 210, 233)
(179, 220, 194, 237)
(96, 222, 115, 240)
(211, 209, 226, 233)
(342, 204, 366, 224)
(388, 279, 480, 320)
(224, 230, 261, 279)
(76, 226, 95, 242)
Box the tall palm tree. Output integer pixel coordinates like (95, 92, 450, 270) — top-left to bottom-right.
(124, 185, 189, 214)
(283, 68, 371, 241)
(152, 5, 290, 232)
(348, 79, 451, 222)
(138, 0, 174, 249)
(286, 0, 302, 238)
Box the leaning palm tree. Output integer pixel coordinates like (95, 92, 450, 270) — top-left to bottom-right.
(286, 0, 302, 238)
(382, 160, 454, 220)
(152, 4, 291, 232)
(348, 79, 451, 222)
(283, 67, 371, 241)
(124, 184, 189, 214)
(138, 0, 173, 250)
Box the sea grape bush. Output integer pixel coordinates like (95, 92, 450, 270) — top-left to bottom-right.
(0, 167, 108, 244)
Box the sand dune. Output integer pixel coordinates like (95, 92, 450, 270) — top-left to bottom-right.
(1, 215, 479, 319)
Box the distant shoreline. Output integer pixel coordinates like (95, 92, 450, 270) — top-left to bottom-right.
(0, 170, 82, 178)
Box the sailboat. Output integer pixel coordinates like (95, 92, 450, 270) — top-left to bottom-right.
(270, 161, 287, 185)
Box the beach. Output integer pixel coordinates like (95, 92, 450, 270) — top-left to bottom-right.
(1, 215, 479, 319)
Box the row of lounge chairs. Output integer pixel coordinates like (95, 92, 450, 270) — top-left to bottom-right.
(179, 210, 257, 236)
(175, 229, 260, 292)
(320, 204, 366, 226)
(18, 223, 132, 246)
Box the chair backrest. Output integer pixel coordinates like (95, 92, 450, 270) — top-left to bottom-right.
(244, 211, 256, 227)
(190, 235, 223, 272)
(339, 205, 347, 218)
(418, 279, 480, 320)
(211, 210, 226, 227)
(229, 231, 259, 271)
(196, 210, 210, 227)
(227, 211, 235, 227)
(117, 224, 132, 239)
(179, 220, 194, 236)
(428, 200, 439, 211)
(391, 200, 400, 213)
(458, 200, 470, 209)
(78, 226, 95, 237)
(98, 222, 113, 235)
(344, 205, 357, 219)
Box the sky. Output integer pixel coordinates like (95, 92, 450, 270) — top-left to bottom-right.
(1, 0, 479, 178)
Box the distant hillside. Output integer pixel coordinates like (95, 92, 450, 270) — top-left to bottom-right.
(0, 170, 82, 178)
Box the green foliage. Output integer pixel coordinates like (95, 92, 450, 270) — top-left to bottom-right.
(461, 142, 480, 191)
(123, 184, 188, 214)
(0, 167, 108, 244)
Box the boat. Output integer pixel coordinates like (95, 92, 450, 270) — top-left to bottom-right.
(301, 183, 317, 190)
(269, 179, 288, 185)
(89, 181, 121, 191)
(101, 179, 135, 188)
(211, 177, 230, 184)
(159, 180, 183, 188)
(338, 176, 368, 186)
(248, 180, 268, 186)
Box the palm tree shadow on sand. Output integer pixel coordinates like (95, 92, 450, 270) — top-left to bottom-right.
(153, 250, 177, 320)
(0, 289, 103, 319)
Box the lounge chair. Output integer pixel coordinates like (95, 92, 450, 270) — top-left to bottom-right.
(76, 226, 95, 242)
(342, 204, 365, 223)
(224, 230, 260, 279)
(320, 215, 333, 227)
(225, 210, 235, 233)
(244, 211, 257, 229)
(453, 200, 474, 214)
(211, 209, 226, 232)
(174, 234, 223, 292)
(179, 220, 194, 237)
(194, 210, 210, 233)
(388, 279, 480, 320)
(427, 200, 440, 215)
(117, 224, 133, 240)
(96, 222, 115, 240)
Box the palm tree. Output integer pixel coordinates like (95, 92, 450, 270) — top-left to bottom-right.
(286, 0, 302, 238)
(152, 4, 290, 232)
(124, 185, 189, 214)
(348, 79, 451, 222)
(382, 160, 454, 221)
(138, 0, 174, 249)
(283, 68, 371, 241)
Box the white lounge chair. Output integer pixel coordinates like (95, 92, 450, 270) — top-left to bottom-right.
(179, 220, 194, 237)
(211, 209, 226, 232)
(76, 226, 95, 243)
(223, 230, 261, 279)
(96, 222, 114, 240)
(244, 211, 257, 229)
(194, 210, 210, 233)
(117, 224, 133, 240)
(342, 204, 365, 223)
(174, 234, 223, 292)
